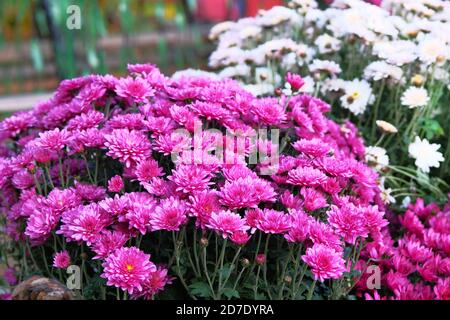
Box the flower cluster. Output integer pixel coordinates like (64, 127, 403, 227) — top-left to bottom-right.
(0, 63, 387, 300)
(207, 0, 450, 202)
(357, 198, 450, 300)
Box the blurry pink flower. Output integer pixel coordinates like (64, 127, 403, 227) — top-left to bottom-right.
(230, 231, 251, 246)
(256, 254, 266, 265)
(91, 230, 129, 260)
(134, 159, 163, 183)
(285, 72, 305, 91)
(37, 128, 70, 152)
(327, 204, 368, 244)
(132, 266, 172, 300)
(285, 209, 311, 243)
(151, 197, 188, 231)
(53, 250, 71, 269)
(115, 76, 154, 103)
(57, 203, 112, 245)
(189, 190, 221, 229)
(206, 210, 250, 238)
(256, 209, 291, 234)
(104, 129, 151, 168)
(108, 175, 124, 193)
(287, 167, 328, 187)
(168, 164, 213, 194)
(302, 244, 346, 282)
(301, 187, 328, 212)
(293, 138, 330, 158)
(101, 247, 156, 294)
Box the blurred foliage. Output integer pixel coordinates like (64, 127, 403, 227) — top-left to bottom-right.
(0, 0, 209, 94)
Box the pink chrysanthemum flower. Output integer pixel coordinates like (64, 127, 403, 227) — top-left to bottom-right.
(327, 204, 369, 244)
(168, 165, 213, 194)
(66, 110, 104, 130)
(285, 73, 305, 91)
(256, 209, 291, 234)
(153, 132, 191, 156)
(132, 266, 172, 300)
(53, 250, 71, 269)
(188, 190, 221, 229)
(104, 129, 152, 168)
(285, 209, 311, 243)
(150, 197, 188, 231)
(115, 76, 154, 103)
(57, 203, 112, 245)
(45, 188, 81, 215)
(25, 207, 59, 242)
(134, 159, 163, 183)
(230, 231, 251, 246)
(101, 246, 156, 294)
(36, 128, 70, 152)
(206, 210, 250, 238)
(287, 166, 328, 187)
(292, 138, 330, 158)
(301, 187, 328, 212)
(125, 200, 157, 235)
(219, 176, 276, 209)
(309, 220, 343, 252)
(74, 181, 106, 202)
(108, 175, 124, 193)
(106, 113, 146, 131)
(252, 98, 287, 126)
(302, 244, 346, 282)
(91, 230, 129, 260)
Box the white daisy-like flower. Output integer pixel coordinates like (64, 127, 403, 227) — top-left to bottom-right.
(340, 79, 374, 115)
(364, 61, 403, 83)
(321, 78, 346, 94)
(260, 6, 302, 27)
(209, 21, 235, 40)
(239, 25, 262, 40)
(417, 35, 449, 65)
(314, 34, 341, 54)
(378, 178, 396, 205)
(296, 44, 316, 66)
(373, 40, 417, 66)
(408, 136, 444, 173)
(172, 69, 220, 80)
(218, 64, 251, 79)
(243, 83, 275, 97)
(365, 146, 389, 171)
(289, 0, 318, 14)
(298, 76, 315, 94)
(401, 87, 429, 108)
(309, 59, 342, 76)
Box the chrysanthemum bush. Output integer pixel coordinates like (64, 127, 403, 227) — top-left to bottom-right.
(0, 64, 391, 300)
(356, 198, 450, 300)
(207, 0, 450, 203)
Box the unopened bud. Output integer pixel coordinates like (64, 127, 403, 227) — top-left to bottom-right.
(255, 254, 266, 265)
(200, 237, 209, 247)
(241, 258, 250, 268)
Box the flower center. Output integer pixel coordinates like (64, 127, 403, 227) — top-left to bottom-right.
(126, 264, 134, 271)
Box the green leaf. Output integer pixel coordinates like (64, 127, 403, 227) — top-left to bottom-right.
(221, 287, 240, 299)
(188, 281, 212, 298)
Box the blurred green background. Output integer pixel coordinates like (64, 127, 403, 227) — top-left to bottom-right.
(0, 0, 287, 99)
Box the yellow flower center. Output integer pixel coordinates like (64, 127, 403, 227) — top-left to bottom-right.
(351, 91, 360, 99)
(126, 264, 134, 272)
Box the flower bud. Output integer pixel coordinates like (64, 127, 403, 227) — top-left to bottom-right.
(411, 74, 424, 87)
(255, 254, 266, 265)
(200, 237, 209, 247)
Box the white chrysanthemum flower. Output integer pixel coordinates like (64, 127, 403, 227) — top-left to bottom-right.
(255, 67, 281, 85)
(417, 35, 449, 65)
(364, 61, 403, 83)
(378, 178, 396, 205)
(218, 65, 251, 79)
(309, 59, 342, 76)
(239, 25, 262, 40)
(373, 40, 417, 66)
(296, 44, 316, 66)
(208, 47, 244, 68)
(261, 38, 299, 58)
(281, 52, 298, 70)
(340, 79, 374, 115)
(314, 34, 341, 54)
(401, 87, 429, 108)
(298, 76, 315, 94)
(244, 83, 275, 97)
(209, 21, 235, 40)
(172, 69, 220, 80)
(321, 78, 346, 94)
(365, 146, 389, 170)
(408, 136, 444, 173)
(304, 9, 327, 28)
